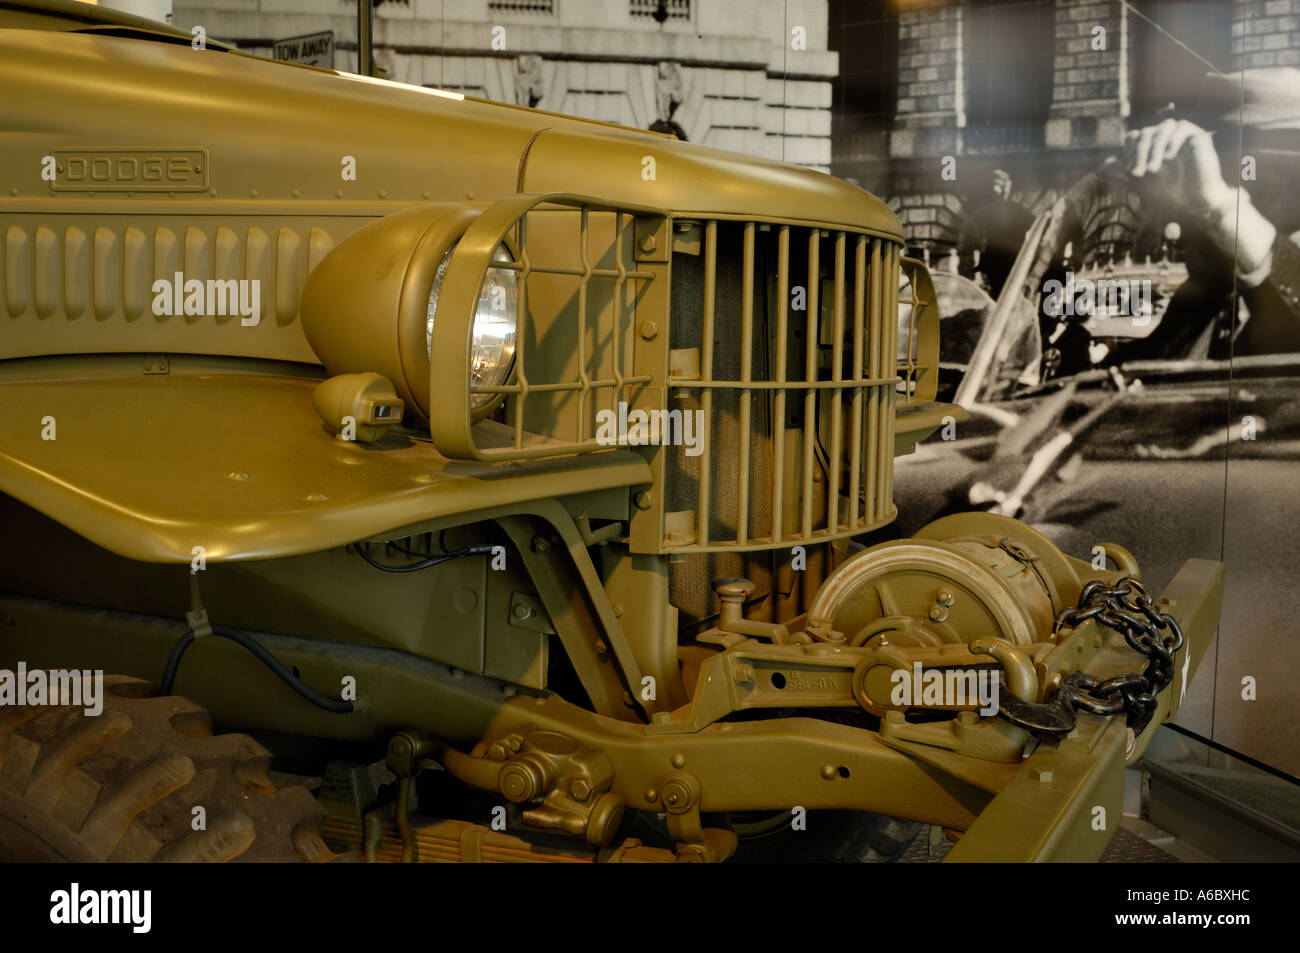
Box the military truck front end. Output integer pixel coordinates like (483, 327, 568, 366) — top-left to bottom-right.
(0, 4, 1223, 863)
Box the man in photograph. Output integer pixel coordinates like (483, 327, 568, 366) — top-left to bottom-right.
(1122, 68, 1300, 358)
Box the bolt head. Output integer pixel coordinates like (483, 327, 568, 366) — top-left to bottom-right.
(660, 778, 694, 814)
(499, 764, 536, 802)
(571, 779, 592, 802)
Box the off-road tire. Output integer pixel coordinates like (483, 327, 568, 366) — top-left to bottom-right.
(0, 673, 342, 862)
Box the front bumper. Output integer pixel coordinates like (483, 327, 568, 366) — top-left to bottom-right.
(946, 558, 1226, 862)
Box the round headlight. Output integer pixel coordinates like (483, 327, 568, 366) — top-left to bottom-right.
(427, 243, 518, 409)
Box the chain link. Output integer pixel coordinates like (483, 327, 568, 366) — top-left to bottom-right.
(997, 577, 1184, 737)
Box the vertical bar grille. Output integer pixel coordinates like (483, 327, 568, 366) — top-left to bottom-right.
(664, 221, 901, 553)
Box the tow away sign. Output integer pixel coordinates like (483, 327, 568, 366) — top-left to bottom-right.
(273, 31, 334, 67)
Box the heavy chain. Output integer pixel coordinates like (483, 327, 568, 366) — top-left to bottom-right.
(997, 578, 1184, 737)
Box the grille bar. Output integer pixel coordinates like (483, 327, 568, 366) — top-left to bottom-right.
(697, 221, 717, 546)
(877, 242, 898, 521)
(771, 225, 790, 544)
(513, 213, 532, 450)
(575, 207, 590, 441)
(737, 222, 755, 545)
(827, 232, 846, 534)
(800, 230, 819, 539)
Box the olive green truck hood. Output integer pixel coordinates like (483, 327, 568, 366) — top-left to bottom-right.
(0, 21, 902, 564)
(0, 26, 902, 239)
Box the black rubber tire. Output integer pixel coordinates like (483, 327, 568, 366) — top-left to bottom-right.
(0, 673, 348, 862)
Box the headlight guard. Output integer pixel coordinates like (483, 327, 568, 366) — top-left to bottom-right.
(301, 203, 482, 428)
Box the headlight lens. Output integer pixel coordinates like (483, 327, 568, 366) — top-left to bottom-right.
(427, 243, 518, 409)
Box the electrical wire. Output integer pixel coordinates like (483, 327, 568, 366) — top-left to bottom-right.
(160, 630, 194, 697)
(353, 544, 458, 573)
(353, 530, 501, 573)
(161, 535, 506, 707)
(160, 624, 354, 713)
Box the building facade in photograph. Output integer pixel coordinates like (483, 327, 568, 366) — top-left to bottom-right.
(829, 0, 1298, 261)
(168, 0, 837, 171)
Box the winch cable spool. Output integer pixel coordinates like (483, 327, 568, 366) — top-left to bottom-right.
(803, 539, 1050, 649)
(801, 515, 1108, 723)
